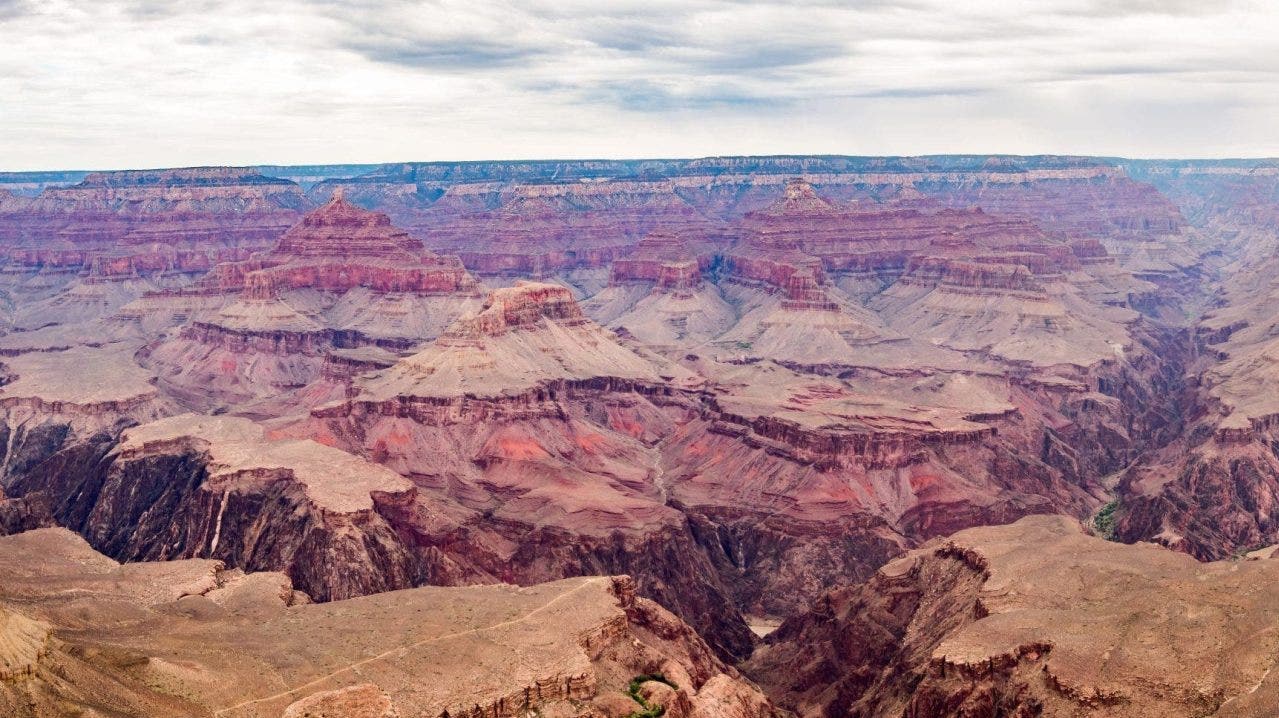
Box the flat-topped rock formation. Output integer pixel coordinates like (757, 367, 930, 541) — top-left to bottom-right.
(584, 231, 736, 347)
(0, 527, 772, 718)
(748, 515, 1279, 717)
(116, 414, 413, 514)
(0, 345, 169, 481)
(0, 167, 308, 257)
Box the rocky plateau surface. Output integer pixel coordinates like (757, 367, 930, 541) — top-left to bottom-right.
(0, 527, 773, 718)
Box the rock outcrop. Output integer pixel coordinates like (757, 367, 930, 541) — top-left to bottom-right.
(0, 527, 774, 718)
(748, 515, 1279, 717)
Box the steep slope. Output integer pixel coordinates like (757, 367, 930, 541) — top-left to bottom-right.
(286, 282, 758, 657)
(748, 515, 1279, 718)
(0, 527, 773, 718)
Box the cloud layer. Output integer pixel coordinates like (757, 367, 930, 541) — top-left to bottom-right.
(2, 0, 1278, 169)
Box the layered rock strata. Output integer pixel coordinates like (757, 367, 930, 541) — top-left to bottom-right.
(139, 193, 483, 408)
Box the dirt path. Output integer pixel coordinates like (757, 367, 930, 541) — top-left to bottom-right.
(214, 576, 607, 717)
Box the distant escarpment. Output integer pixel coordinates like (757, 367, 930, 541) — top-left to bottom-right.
(0, 167, 308, 256)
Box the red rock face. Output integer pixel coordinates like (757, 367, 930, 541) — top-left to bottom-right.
(0, 155, 1240, 693)
(609, 230, 714, 285)
(902, 256, 1046, 295)
(196, 193, 479, 299)
(0, 167, 309, 270)
(451, 282, 586, 336)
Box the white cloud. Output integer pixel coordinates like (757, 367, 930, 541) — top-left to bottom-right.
(1, 0, 1277, 169)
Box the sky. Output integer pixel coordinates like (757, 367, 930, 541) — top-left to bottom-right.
(2, 0, 1279, 170)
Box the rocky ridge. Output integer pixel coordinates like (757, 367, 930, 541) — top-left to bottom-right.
(748, 515, 1279, 717)
(0, 527, 774, 718)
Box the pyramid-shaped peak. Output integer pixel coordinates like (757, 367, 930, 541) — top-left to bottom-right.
(761, 178, 840, 216)
(271, 192, 424, 259)
(301, 191, 394, 229)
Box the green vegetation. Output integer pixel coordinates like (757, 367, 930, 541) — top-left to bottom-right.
(624, 674, 675, 718)
(1231, 542, 1271, 561)
(1093, 499, 1120, 541)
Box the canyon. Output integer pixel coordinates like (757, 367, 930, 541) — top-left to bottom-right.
(1, 154, 1278, 716)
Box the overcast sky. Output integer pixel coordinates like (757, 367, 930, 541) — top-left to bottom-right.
(2, 0, 1278, 170)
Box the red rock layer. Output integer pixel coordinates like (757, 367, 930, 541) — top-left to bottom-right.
(450, 282, 586, 337)
(197, 193, 479, 299)
(308, 157, 1184, 281)
(901, 256, 1047, 296)
(0, 168, 309, 271)
(722, 178, 1087, 308)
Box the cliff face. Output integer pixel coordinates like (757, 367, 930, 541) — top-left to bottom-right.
(748, 515, 1279, 717)
(0, 167, 308, 263)
(0, 488, 48, 536)
(0, 155, 1227, 687)
(0, 528, 774, 718)
(14, 414, 425, 602)
(1089, 162, 1279, 562)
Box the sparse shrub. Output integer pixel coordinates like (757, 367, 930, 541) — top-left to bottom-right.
(1093, 499, 1120, 541)
(624, 674, 676, 718)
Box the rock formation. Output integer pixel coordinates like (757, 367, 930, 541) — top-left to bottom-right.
(139, 192, 483, 409)
(0, 527, 773, 718)
(584, 231, 735, 348)
(748, 515, 1279, 717)
(0, 155, 1249, 710)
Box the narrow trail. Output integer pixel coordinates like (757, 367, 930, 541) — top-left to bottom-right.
(213, 576, 607, 717)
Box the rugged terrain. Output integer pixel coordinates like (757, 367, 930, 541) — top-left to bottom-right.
(3, 153, 1279, 713)
(0, 527, 772, 718)
(747, 514, 1279, 717)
